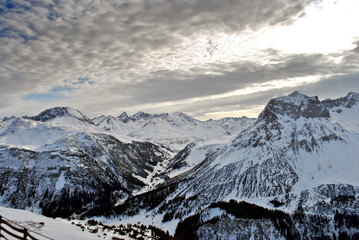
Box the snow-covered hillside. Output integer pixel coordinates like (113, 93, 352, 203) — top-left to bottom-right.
(0, 206, 174, 240)
(0, 206, 99, 240)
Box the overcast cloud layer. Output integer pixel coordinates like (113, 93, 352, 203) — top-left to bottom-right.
(1, 0, 359, 120)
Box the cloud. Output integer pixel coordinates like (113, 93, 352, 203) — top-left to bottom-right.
(80, 53, 335, 104)
(1, 0, 358, 120)
(301, 73, 359, 98)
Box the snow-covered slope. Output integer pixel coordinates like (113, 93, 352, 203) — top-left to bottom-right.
(323, 92, 359, 133)
(0, 107, 100, 150)
(0, 118, 76, 150)
(0, 206, 99, 240)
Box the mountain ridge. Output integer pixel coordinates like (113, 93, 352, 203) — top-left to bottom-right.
(0, 91, 358, 239)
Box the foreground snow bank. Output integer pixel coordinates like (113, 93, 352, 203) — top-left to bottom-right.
(0, 206, 98, 240)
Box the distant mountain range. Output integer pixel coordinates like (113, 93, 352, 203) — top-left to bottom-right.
(1, 92, 358, 239)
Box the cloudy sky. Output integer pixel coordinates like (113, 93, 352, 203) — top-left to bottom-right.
(1, 0, 359, 120)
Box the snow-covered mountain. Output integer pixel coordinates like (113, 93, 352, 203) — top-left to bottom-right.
(105, 92, 359, 239)
(0, 92, 358, 239)
(0, 106, 253, 217)
(26, 107, 95, 125)
(152, 91, 359, 201)
(93, 111, 254, 152)
(0, 106, 253, 152)
(0, 107, 99, 150)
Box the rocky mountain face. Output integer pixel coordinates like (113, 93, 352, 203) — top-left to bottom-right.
(0, 132, 167, 217)
(0, 92, 358, 239)
(156, 91, 359, 200)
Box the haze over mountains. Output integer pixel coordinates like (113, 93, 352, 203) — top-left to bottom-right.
(0, 91, 358, 239)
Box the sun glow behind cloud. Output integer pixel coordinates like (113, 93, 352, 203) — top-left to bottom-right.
(134, 0, 359, 78)
(266, 0, 359, 54)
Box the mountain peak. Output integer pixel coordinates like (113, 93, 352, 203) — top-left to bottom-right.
(170, 112, 196, 122)
(118, 112, 129, 123)
(130, 111, 153, 121)
(323, 92, 359, 109)
(288, 90, 304, 97)
(2, 116, 17, 122)
(152, 113, 169, 119)
(343, 92, 359, 105)
(346, 92, 359, 99)
(281, 91, 316, 105)
(258, 92, 329, 121)
(171, 112, 192, 118)
(27, 107, 93, 123)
